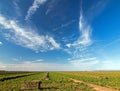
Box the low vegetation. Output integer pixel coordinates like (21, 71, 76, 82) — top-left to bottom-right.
(0, 71, 120, 91)
(58, 71, 120, 90)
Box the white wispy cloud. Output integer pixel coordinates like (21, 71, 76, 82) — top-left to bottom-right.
(103, 38, 120, 48)
(86, 0, 108, 21)
(35, 59, 43, 62)
(1, 59, 120, 71)
(45, 0, 59, 15)
(25, 0, 47, 21)
(0, 41, 3, 45)
(0, 59, 99, 71)
(45, 0, 54, 15)
(65, 8, 93, 59)
(12, 58, 19, 62)
(65, 45, 98, 70)
(65, 2, 96, 70)
(0, 14, 60, 52)
(96, 60, 120, 70)
(0, 61, 74, 71)
(66, 9, 92, 48)
(13, 0, 21, 16)
(78, 12, 92, 45)
(11, 57, 22, 62)
(70, 57, 98, 65)
(53, 20, 76, 31)
(70, 57, 99, 70)
(0, 63, 6, 69)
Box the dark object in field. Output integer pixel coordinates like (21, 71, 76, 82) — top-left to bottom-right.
(104, 77, 109, 79)
(44, 72, 49, 80)
(21, 80, 41, 90)
(100, 76, 109, 80)
(0, 74, 34, 82)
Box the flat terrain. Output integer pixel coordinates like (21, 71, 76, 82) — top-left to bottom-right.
(0, 71, 120, 91)
(71, 78, 119, 91)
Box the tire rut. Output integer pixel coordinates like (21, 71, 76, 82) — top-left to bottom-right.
(71, 78, 119, 91)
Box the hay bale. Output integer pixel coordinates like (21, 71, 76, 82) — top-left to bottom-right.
(21, 80, 41, 90)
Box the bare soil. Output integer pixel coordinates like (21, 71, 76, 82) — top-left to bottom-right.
(71, 78, 119, 91)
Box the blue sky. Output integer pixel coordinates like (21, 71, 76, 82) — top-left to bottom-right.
(0, 0, 120, 71)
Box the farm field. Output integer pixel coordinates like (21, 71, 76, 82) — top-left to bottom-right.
(58, 71, 120, 91)
(0, 71, 120, 91)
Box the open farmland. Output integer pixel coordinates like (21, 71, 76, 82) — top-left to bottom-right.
(0, 71, 94, 91)
(58, 71, 120, 91)
(0, 71, 120, 91)
(1, 0, 120, 91)
(1, 0, 120, 90)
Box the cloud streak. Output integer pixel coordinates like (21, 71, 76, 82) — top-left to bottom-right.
(0, 60, 98, 71)
(78, 10, 92, 45)
(0, 14, 60, 52)
(65, 0, 96, 69)
(103, 38, 120, 48)
(1, 59, 120, 71)
(13, 0, 21, 16)
(66, 6, 92, 48)
(25, 0, 47, 21)
(0, 61, 72, 71)
(85, 0, 108, 21)
(70, 57, 98, 66)
(65, 0, 92, 55)
(45, 0, 59, 15)
(53, 20, 76, 31)
(0, 41, 3, 45)
(96, 60, 120, 70)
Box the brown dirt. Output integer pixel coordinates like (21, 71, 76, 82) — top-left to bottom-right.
(71, 78, 119, 91)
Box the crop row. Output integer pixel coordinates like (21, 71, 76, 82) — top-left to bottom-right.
(0, 72, 46, 91)
(1, 71, 119, 91)
(0, 73, 35, 82)
(0, 72, 95, 91)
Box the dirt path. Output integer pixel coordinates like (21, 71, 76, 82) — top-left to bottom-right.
(71, 78, 119, 91)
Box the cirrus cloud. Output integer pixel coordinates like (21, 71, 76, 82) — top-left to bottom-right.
(0, 41, 3, 45)
(0, 14, 60, 52)
(25, 0, 47, 21)
(65, 1, 95, 69)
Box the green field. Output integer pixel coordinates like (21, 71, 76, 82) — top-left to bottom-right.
(0, 71, 120, 91)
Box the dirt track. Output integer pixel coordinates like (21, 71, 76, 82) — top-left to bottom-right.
(71, 78, 119, 91)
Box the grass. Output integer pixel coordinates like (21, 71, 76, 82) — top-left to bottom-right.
(0, 72, 95, 91)
(40, 72, 95, 91)
(0, 71, 120, 91)
(0, 72, 46, 91)
(58, 71, 120, 90)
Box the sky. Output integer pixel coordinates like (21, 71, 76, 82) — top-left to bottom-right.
(0, 0, 120, 71)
